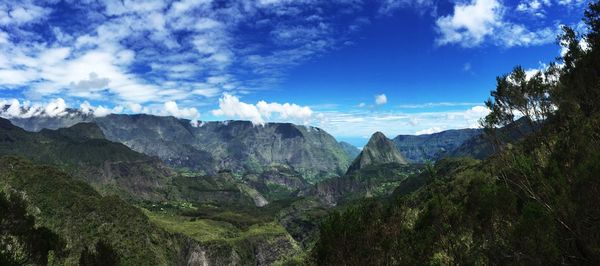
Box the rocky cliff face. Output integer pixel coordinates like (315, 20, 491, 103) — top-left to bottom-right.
(392, 128, 483, 163)
(7, 112, 352, 182)
(347, 132, 408, 172)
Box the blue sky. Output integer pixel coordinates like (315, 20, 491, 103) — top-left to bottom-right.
(0, 0, 588, 146)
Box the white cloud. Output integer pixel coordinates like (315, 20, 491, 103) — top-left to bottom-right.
(0, 2, 50, 26)
(0, 0, 374, 107)
(80, 101, 124, 117)
(416, 127, 445, 135)
(163, 101, 200, 120)
(0, 99, 23, 118)
(317, 105, 490, 138)
(93, 106, 116, 117)
(256, 101, 313, 123)
(192, 87, 220, 98)
(128, 103, 143, 113)
(0, 98, 69, 118)
(435, 0, 501, 47)
(375, 94, 388, 105)
(212, 93, 265, 124)
(435, 0, 558, 48)
(212, 93, 314, 125)
(71, 72, 110, 91)
(516, 0, 544, 16)
(557, 0, 586, 6)
(44, 98, 68, 117)
(0, 69, 38, 85)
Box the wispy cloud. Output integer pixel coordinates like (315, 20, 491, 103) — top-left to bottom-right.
(316, 105, 490, 137)
(396, 102, 482, 109)
(0, 0, 373, 109)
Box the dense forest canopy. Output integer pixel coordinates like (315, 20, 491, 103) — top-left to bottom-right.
(311, 1, 600, 265)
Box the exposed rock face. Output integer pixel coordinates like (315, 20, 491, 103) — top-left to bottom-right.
(254, 234, 299, 265)
(7, 113, 351, 182)
(392, 128, 483, 163)
(183, 242, 242, 266)
(347, 132, 408, 172)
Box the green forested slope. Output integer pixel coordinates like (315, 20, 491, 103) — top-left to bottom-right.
(0, 118, 173, 201)
(0, 157, 192, 265)
(310, 3, 600, 265)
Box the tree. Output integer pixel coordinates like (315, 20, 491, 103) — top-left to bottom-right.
(0, 191, 65, 266)
(79, 240, 119, 266)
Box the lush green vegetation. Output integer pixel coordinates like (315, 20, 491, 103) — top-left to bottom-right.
(310, 3, 600, 265)
(0, 156, 189, 265)
(0, 119, 173, 202)
(0, 190, 64, 266)
(5, 4, 600, 265)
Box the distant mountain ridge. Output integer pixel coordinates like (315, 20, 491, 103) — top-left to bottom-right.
(338, 141, 361, 160)
(5, 110, 352, 182)
(392, 128, 483, 163)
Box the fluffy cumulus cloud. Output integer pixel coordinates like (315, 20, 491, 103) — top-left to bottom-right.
(256, 101, 313, 121)
(0, 98, 69, 118)
(212, 94, 265, 124)
(375, 94, 388, 105)
(212, 93, 313, 125)
(435, 0, 559, 47)
(163, 101, 200, 121)
(80, 101, 124, 117)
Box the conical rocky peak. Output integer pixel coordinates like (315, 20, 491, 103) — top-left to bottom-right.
(347, 131, 408, 172)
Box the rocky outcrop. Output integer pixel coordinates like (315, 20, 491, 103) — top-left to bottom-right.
(347, 132, 408, 172)
(183, 242, 242, 266)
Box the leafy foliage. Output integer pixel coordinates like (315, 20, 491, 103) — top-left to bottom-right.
(0, 156, 189, 265)
(0, 191, 64, 266)
(311, 1, 600, 265)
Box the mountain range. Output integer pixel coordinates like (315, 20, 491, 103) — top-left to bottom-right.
(4, 108, 488, 174)
(0, 109, 501, 265)
(0, 111, 541, 265)
(7, 110, 353, 183)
